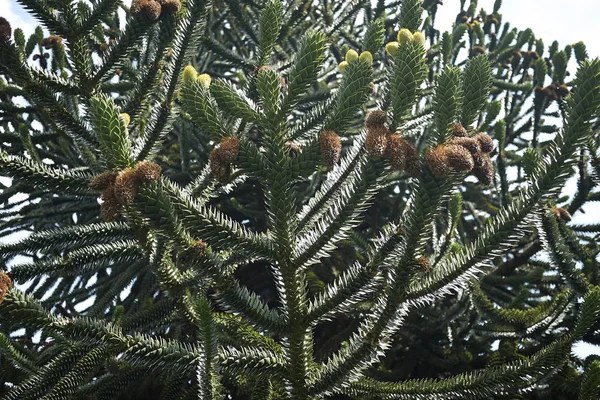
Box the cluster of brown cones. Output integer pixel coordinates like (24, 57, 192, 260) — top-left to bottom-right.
(209, 137, 240, 182)
(426, 123, 495, 185)
(0, 271, 12, 304)
(364, 110, 420, 177)
(535, 82, 569, 101)
(130, 0, 181, 21)
(89, 160, 161, 221)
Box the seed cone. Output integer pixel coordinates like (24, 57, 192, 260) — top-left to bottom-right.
(426, 145, 450, 178)
(366, 125, 389, 158)
(135, 160, 162, 183)
(114, 168, 140, 205)
(553, 207, 572, 222)
(0, 271, 12, 304)
(451, 123, 468, 138)
(472, 152, 494, 185)
(473, 132, 494, 153)
(320, 130, 342, 167)
(365, 110, 387, 129)
(89, 170, 118, 191)
(451, 137, 480, 154)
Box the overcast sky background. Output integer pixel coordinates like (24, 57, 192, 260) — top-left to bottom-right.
(2, 0, 600, 356)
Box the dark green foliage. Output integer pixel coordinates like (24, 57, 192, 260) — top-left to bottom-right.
(1, 0, 600, 399)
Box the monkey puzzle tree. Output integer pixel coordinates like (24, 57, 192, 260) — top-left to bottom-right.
(1, 0, 600, 398)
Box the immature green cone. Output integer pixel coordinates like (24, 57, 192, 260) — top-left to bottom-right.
(338, 61, 349, 72)
(131, 0, 162, 21)
(445, 144, 475, 172)
(472, 152, 494, 185)
(182, 65, 198, 84)
(114, 168, 140, 205)
(120, 113, 131, 127)
(397, 28, 412, 46)
(0, 271, 12, 304)
(197, 73, 211, 88)
(135, 160, 162, 183)
(345, 49, 359, 63)
(473, 132, 494, 153)
(426, 145, 450, 178)
(451, 137, 480, 154)
(0, 17, 11, 41)
(359, 51, 373, 66)
(320, 130, 342, 167)
(385, 41, 400, 57)
(411, 31, 426, 46)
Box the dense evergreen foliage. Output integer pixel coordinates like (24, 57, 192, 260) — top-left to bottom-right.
(1, 0, 600, 398)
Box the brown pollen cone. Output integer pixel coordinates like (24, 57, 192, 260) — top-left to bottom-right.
(470, 46, 486, 57)
(285, 141, 302, 157)
(404, 141, 421, 177)
(209, 150, 232, 182)
(89, 170, 118, 191)
(209, 137, 240, 183)
(319, 130, 342, 167)
(473, 132, 494, 153)
(365, 110, 388, 129)
(114, 168, 140, 205)
(426, 145, 450, 178)
(100, 184, 121, 221)
(131, 0, 162, 21)
(0, 17, 11, 41)
(556, 84, 569, 98)
(218, 137, 240, 164)
(191, 239, 207, 253)
(446, 144, 474, 172)
(472, 152, 494, 185)
(417, 256, 431, 271)
(366, 125, 390, 158)
(451, 137, 480, 154)
(553, 207, 572, 222)
(451, 123, 468, 138)
(0, 271, 12, 304)
(386, 135, 420, 176)
(135, 160, 162, 183)
(159, 0, 181, 13)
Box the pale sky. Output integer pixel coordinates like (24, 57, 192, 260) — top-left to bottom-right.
(2, 0, 599, 356)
